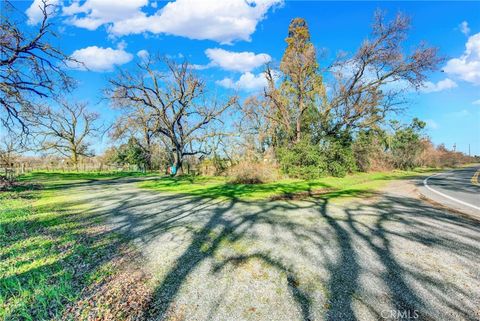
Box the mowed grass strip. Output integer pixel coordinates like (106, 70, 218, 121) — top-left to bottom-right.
(0, 182, 124, 320)
(139, 169, 437, 200)
(18, 171, 157, 190)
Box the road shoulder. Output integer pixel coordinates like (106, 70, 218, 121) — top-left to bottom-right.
(415, 169, 480, 220)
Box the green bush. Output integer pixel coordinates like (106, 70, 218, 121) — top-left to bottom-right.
(277, 139, 355, 179)
(324, 140, 356, 177)
(389, 118, 426, 170)
(352, 130, 390, 172)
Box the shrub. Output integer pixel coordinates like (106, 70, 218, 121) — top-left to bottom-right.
(324, 140, 357, 177)
(389, 118, 426, 170)
(276, 139, 326, 179)
(276, 139, 355, 179)
(228, 160, 279, 184)
(352, 130, 392, 172)
(418, 140, 476, 168)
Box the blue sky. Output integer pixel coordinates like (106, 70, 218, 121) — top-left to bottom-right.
(14, 0, 480, 155)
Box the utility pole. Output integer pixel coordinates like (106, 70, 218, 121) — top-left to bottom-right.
(453, 143, 456, 152)
(469, 144, 471, 156)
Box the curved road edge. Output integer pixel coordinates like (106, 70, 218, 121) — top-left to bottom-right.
(416, 166, 480, 219)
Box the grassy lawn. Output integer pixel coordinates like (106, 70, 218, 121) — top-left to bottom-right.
(139, 169, 438, 201)
(0, 177, 132, 320)
(18, 171, 159, 190)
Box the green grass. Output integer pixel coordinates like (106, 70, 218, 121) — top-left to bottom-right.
(139, 168, 438, 201)
(0, 181, 125, 320)
(18, 170, 158, 190)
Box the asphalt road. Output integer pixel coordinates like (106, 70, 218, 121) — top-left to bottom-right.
(420, 165, 480, 216)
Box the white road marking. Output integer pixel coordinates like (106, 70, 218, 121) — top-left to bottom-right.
(423, 171, 480, 211)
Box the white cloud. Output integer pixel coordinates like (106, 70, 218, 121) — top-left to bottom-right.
(116, 39, 128, 50)
(444, 33, 480, 85)
(459, 21, 470, 36)
(472, 99, 480, 105)
(202, 48, 271, 72)
(449, 109, 471, 117)
(165, 53, 184, 59)
(56, 0, 282, 44)
(62, 0, 149, 31)
(420, 78, 458, 93)
(190, 64, 211, 71)
(137, 49, 150, 61)
(216, 72, 268, 92)
(26, 0, 60, 25)
(68, 46, 133, 72)
(425, 119, 439, 130)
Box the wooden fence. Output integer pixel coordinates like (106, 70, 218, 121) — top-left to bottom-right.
(0, 161, 148, 178)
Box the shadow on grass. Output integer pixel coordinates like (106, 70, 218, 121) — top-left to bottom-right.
(139, 168, 443, 201)
(15, 171, 162, 192)
(0, 187, 130, 320)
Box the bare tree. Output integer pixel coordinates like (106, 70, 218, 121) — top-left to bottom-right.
(110, 104, 159, 170)
(325, 11, 442, 135)
(0, 0, 74, 130)
(235, 95, 273, 154)
(108, 56, 237, 175)
(0, 133, 22, 166)
(28, 100, 101, 168)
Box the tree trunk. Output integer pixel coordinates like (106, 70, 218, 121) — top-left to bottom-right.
(145, 135, 152, 170)
(72, 151, 78, 171)
(296, 96, 303, 143)
(173, 148, 183, 176)
(145, 151, 152, 171)
(296, 119, 301, 143)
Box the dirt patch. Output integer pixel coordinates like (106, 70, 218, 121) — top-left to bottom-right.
(62, 252, 154, 321)
(418, 194, 480, 222)
(381, 179, 421, 199)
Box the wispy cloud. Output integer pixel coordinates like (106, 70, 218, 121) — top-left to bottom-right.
(136, 49, 149, 61)
(425, 119, 439, 130)
(448, 109, 471, 118)
(459, 21, 470, 36)
(420, 78, 457, 93)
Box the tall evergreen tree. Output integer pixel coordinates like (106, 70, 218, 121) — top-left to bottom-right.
(265, 18, 326, 144)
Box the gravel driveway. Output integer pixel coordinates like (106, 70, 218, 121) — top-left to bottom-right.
(69, 178, 480, 321)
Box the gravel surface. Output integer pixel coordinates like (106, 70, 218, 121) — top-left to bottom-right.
(69, 178, 480, 321)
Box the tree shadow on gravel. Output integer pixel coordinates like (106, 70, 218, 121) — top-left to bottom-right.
(77, 183, 480, 321)
(311, 195, 480, 321)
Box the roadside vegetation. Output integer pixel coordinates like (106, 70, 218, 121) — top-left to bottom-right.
(0, 177, 152, 321)
(139, 169, 438, 200)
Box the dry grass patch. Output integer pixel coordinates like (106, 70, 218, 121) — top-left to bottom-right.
(62, 253, 154, 321)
